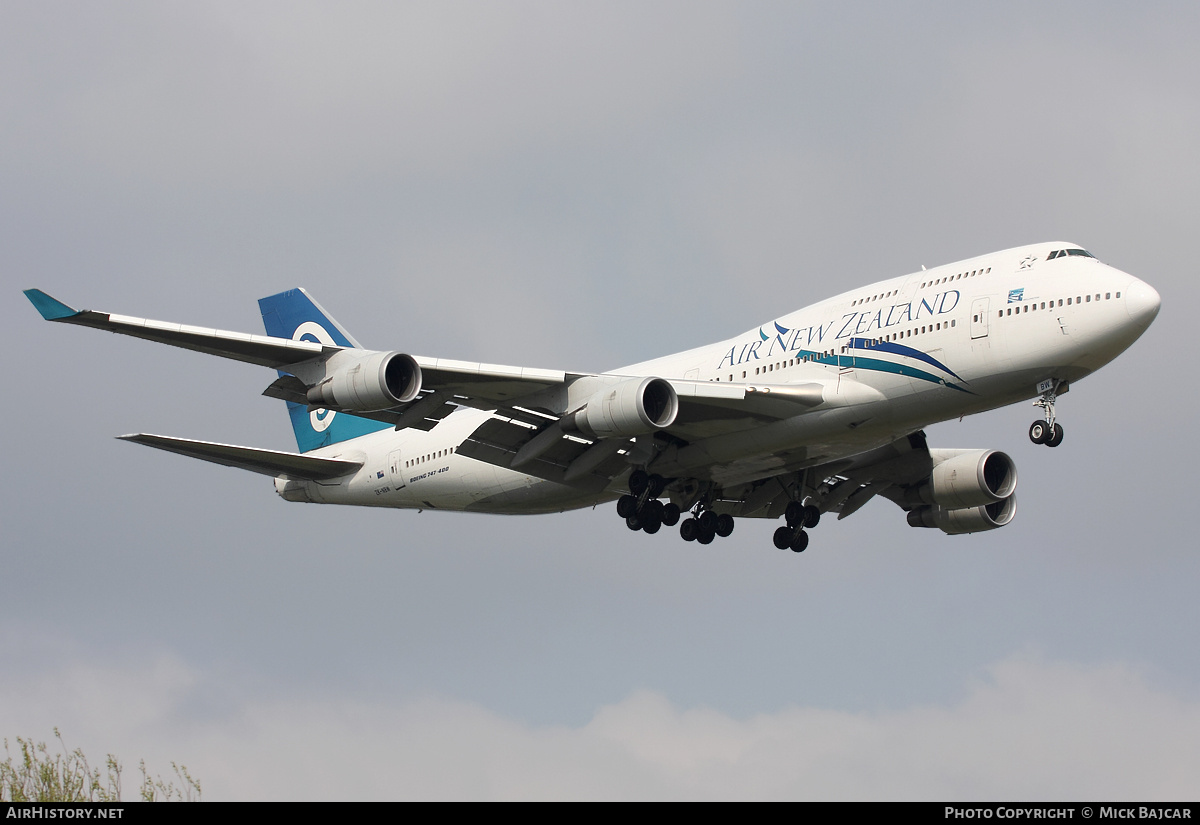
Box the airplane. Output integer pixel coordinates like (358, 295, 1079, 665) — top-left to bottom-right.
(24, 241, 1160, 553)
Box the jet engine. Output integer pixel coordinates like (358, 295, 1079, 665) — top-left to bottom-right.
(562, 377, 679, 439)
(901, 449, 1017, 534)
(906, 496, 1017, 534)
(305, 350, 422, 412)
(902, 449, 1017, 510)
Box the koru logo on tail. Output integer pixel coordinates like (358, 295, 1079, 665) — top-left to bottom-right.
(292, 321, 337, 432)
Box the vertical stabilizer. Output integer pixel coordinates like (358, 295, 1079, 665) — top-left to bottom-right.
(258, 288, 389, 452)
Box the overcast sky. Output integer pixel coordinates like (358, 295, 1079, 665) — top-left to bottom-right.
(2, 1, 1197, 801)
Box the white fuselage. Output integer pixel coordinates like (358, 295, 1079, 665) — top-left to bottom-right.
(282, 242, 1159, 514)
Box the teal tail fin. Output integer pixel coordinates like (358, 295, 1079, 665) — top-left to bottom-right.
(258, 288, 389, 452)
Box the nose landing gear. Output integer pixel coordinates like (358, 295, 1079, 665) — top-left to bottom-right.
(1029, 379, 1067, 448)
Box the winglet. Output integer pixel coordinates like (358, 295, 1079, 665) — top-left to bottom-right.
(24, 289, 80, 321)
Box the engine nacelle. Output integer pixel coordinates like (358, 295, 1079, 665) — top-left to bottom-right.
(563, 377, 679, 439)
(275, 477, 315, 503)
(903, 449, 1017, 510)
(907, 496, 1017, 535)
(306, 350, 422, 412)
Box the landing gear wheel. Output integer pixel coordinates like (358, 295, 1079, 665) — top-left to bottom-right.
(647, 474, 666, 498)
(616, 495, 638, 519)
(802, 505, 821, 529)
(1029, 420, 1049, 445)
(715, 514, 735, 538)
(785, 501, 805, 527)
(1031, 379, 1067, 447)
(628, 470, 649, 497)
(662, 503, 681, 527)
(1046, 423, 1064, 447)
(626, 515, 642, 531)
(697, 526, 715, 545)
(773, 526, 793, 550)
(642, 514, 662, 534)
(698, 510, 718, 532)
(680, 518, 699, 542)
(790, 530, 809, 553)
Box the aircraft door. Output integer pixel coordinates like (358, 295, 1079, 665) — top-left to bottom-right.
(971, 298, 989, 339)
(388, 450, 405, 488)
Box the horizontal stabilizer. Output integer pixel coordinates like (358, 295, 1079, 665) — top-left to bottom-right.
(117, 433, 362, 480)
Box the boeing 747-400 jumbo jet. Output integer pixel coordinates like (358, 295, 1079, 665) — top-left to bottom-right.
(25, 242, 1160, 552)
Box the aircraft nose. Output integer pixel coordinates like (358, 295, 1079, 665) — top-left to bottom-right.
(1124, 279, 1161, 329)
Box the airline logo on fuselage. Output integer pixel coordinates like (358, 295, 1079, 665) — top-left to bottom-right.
(717, 289, 961, 369)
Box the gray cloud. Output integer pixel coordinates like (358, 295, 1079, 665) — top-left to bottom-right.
(1, 637, 1195, 800)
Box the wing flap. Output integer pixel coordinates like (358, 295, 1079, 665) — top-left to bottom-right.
(416, 359, 569, 404)
(456, 416, 617, 492)
(117, 433, 362, 480)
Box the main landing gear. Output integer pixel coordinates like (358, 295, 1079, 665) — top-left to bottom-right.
(772, 500, 821, 553)
(617, 470, 680, 535)
(679, 507, 735, 545)
(1029, 379, 1066, 448)
(617, 470, 734, 544)
(617, 470, 822, 555)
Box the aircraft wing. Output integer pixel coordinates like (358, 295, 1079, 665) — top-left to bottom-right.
(117, 433, 362, 480)
(25, 288, 579, 409)
(454, 375, 875, 491)
(716, 432, 937, 520)
(24, 289, 331, 368)
(24, 288, 581, 429)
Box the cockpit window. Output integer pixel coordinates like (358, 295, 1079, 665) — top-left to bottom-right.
(1048, 248, 1096, 260)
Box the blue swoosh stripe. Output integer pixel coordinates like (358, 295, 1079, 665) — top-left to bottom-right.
(848, 338, 964, 381)
(845, 356, 971, 392)
(795, 350, 972, 393)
